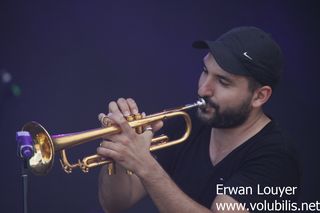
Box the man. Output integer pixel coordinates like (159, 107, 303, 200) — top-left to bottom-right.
(97, 26, 300, 212)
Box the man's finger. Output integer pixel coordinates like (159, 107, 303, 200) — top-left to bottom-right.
(98, 113, 114, 127)
(108, 112, 135, 137)
(108, 101, 121, 114)
(97, 146, 121, 161)
(117, 98, 131, 116)
(127, 98, 139, 115)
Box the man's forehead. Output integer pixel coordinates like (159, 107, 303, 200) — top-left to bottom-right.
(203, 52, 234, 78)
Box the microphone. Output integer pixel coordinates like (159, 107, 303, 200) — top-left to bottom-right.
(16, 131, 34, 159)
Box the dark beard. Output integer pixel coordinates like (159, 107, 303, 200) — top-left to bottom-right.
(197, 96, 252, 128)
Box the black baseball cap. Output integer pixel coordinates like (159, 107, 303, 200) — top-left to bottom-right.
(193, 26, 283, 88)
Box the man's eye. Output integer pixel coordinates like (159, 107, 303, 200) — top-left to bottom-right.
(219, 78, 229, 86)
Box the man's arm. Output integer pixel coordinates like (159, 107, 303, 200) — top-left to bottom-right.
(98, 163, 146, 213)
(98, 98, 148, 213)
(97, 98, 249, 213)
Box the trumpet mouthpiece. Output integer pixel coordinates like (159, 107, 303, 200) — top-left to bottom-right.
(182, 98, 206, 111)
(196, 98, 206, 108)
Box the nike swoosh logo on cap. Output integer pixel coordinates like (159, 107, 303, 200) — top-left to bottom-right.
(243, 52, 253, 60)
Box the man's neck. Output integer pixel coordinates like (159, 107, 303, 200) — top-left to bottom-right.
(209, 110, 271, 166)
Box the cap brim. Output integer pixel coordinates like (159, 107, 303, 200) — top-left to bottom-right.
(192, 40, 249, 76)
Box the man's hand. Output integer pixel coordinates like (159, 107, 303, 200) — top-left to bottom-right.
(97, 98, 163, 175)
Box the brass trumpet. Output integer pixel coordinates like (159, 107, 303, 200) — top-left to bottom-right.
(21, 99, 205, 175)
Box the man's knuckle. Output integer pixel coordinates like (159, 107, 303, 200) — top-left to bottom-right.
(117, 97, 126, 104)
(127, 98, 135, 103)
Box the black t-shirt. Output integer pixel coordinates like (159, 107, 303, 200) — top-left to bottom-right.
(154, 110, 300, 212)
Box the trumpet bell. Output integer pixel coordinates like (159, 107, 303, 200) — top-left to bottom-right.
(22, 122, 54, 175)
(19, 98, 206, 175)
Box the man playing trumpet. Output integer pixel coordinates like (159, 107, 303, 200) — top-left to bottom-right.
(97, 26, 300, 213)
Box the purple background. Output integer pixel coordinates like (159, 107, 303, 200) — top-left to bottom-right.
(1, 0, 319, 212)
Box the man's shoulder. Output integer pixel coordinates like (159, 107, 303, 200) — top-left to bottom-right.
(246, 119, 288, 149)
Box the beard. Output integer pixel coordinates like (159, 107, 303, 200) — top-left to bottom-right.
(197, 96, 253, 128)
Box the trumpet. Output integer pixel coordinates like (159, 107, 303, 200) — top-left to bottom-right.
(19, 99, 205, 175)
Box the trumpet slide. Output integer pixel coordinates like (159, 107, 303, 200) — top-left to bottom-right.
(17, 98, 205, 175)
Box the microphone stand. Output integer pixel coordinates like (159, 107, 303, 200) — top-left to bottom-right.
(16, 131, 33, 213)
(20, 160, 29, 213)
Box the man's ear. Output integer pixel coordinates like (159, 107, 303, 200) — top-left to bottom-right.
(252, 86, 272, 108)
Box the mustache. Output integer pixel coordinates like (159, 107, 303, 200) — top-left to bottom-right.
(201, 96, 219, 109)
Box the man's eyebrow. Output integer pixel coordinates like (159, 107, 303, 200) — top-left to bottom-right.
(202, 62, 234, 83)
(216, 74, 233, 83)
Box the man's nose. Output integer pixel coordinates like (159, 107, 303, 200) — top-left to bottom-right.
(198, 80, 214, 97)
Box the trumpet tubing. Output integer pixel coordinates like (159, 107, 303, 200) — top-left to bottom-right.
(20, 99, 205, 175)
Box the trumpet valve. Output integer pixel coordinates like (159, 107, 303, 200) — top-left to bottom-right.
(125, 113, 143, 134)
